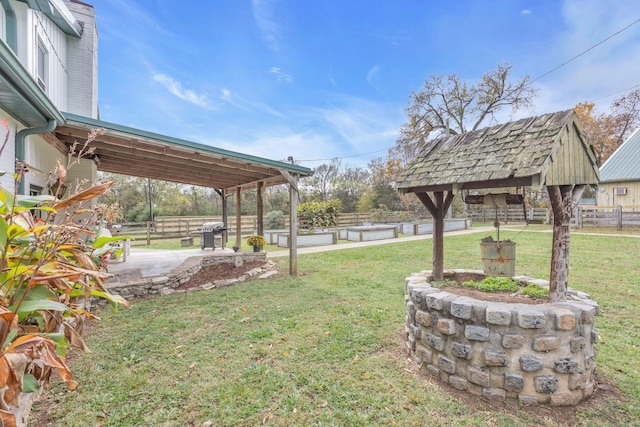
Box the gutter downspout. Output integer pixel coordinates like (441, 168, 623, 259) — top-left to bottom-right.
(16, 119, 57, 194)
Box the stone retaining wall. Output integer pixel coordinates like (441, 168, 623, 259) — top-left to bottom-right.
(405, 269, 599, 406)
(105, 252, 269, 300)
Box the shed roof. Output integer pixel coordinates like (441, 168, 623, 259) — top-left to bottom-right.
(599, 128, 640, 183)
(53, 113, 313, 191)
(396, 110, 599, 193)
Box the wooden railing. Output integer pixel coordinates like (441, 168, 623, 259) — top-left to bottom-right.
(574, 206, 640, 229)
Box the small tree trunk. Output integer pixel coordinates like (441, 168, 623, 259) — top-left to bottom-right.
(547, 185, 586, 302)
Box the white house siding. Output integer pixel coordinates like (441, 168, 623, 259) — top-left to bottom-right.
(23, 135, 62, 194)
(597, 182, 640, 209)
(0, 110, 18, 191)
(66, 1, 98, 118)
(13, 2, 68, 112)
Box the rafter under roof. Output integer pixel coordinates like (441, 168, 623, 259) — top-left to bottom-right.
(54, 113, 312, 192)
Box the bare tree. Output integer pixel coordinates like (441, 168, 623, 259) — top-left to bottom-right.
(393, 63, 536, 165)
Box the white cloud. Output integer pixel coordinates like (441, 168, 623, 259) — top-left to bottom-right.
(220, 87, 284, 117)
(269, 67, 293, 83)
(521, 9, 532, 15)
(529, 0, 640, 114)
(152, 73, 211, 109)
(252, 0, 281, 52)
(366, 65, 383, 92)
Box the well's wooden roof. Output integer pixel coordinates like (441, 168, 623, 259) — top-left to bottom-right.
(396, 110, 599, 193)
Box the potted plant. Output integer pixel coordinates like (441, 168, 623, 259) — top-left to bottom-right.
(247, 234, 266, 252)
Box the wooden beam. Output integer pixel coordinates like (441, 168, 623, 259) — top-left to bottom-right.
(404, 176, 534, 195)
(415, 192, 437, 216)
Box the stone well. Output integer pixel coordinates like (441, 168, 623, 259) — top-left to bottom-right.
(404, 270, 599, 406)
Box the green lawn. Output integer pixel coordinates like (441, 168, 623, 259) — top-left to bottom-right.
(32, 231, 640, 426)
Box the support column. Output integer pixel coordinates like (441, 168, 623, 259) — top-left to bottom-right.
(235, 187, 242, 249)
(289, 175, 299, 275)
(415, 191, 455, 280)
(547, 185, 585, 302)
(257, 182, 264, 236)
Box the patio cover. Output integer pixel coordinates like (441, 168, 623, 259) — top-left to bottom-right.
(54, 113, 312, 192)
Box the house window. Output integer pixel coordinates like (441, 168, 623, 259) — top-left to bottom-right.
(614, 187, 627, 196)
(29, 185, 43, 218)
(37, 41, 48, 92)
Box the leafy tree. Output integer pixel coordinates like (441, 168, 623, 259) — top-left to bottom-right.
(332, 166, 370, 213)
(394, 63, 536, 166)
(358, 157, 403, 212)
(576, 89, 640, 165)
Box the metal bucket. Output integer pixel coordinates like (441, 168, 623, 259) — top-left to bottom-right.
(480, 241, 516, 277)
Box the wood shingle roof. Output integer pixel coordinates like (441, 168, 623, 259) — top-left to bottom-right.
(396, 110, 599, 193)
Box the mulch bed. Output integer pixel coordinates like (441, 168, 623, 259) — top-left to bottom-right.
(175, 261, 267, 290)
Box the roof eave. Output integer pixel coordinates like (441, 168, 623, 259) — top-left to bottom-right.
(61, 112, 313, 177)
(0, 40, 65, 127)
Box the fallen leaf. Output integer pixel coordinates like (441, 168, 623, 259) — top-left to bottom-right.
(201, 421, 213, 427)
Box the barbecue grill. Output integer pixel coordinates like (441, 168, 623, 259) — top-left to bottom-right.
(200, 221, 227, 250)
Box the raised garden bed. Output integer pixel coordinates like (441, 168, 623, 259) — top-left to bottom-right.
(346, 225, 398, 242)
(405, 269, 598, 406)
(276, 232, 338, 248)
(399, 219, 471, 235)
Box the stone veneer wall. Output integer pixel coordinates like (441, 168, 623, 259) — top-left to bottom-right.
(405, 269, 599, 406)
(104, 252, 270, 301)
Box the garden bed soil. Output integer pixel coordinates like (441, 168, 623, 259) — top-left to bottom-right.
(176, 261, 267, 290)
(439, 285, 547, 304)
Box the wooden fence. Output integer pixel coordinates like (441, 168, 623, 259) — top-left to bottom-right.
(116, 213, 376, 243)
(467, 207, 550, 224)
(575, 206, 640, 229)
(115, 205, 640, 245)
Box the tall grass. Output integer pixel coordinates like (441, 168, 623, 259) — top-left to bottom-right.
(31, 231, 640, 426)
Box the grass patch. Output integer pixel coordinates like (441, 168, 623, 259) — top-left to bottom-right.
(33, 231, 640, 426)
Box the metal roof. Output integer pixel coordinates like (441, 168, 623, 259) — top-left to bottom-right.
(396, 110, 599, 193)
(54, 113, 313, 191)
(599, 128, 640, 183)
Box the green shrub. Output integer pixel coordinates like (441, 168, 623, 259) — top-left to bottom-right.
(265, 210, 284, 229)
(477, 277, 520, 293)
(521, 283, 549, 298)
(297, 199, 342, 229)
(458, 277, 520, 293)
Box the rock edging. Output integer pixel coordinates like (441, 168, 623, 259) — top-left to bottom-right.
(103, 252, 274, 301)
(405, 269, 599, 406)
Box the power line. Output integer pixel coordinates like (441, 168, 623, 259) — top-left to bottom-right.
(297, 146, 392, 163)
(531, 17, 640, 83)
(303, 18, 640, 165)
(593, 83, 640, 102)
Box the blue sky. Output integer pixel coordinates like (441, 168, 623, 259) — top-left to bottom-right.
(90, 0, 640, 169)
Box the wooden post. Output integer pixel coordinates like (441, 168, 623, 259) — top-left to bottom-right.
(235, 187, 242, 248)
(289, 174, 299, 276)
(415, 191, 455, 281)
(617, 205, 622, 230)
(257, 182, 264, 236)
(547, 185, 586, 302)
(146, 221, 151, 246)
